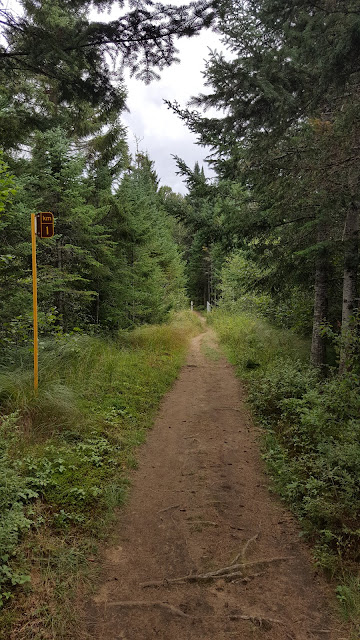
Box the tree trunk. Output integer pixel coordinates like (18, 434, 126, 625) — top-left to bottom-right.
(339, 200, 359, 372)
(310, 222, 328, 368)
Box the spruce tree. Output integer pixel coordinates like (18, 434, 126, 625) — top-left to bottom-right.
(172, 0, 360, 367)
(0, 0, 215, 145)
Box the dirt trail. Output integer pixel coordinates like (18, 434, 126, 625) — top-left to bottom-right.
(85, 322, 349, 640)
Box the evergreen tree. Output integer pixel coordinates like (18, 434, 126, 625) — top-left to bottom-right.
(2, 128, 113, 331)
(171, 0, 360, 367)
(0, 0, 215, 145)
(109, 153, 187, 327)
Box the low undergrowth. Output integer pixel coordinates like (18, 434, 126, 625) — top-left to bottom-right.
(209, 310, 360, 630)
(0, 311, 202, 639)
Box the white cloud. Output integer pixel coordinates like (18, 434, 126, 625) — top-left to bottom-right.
(7, 0, 222, 193)
(122, 30, 222, 193)
(89, 2, 222, 192)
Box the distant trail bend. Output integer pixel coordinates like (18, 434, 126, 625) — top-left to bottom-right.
(85, 322, 348, 640)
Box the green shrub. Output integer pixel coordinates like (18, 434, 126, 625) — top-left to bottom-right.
(0, 414, 35, 606)
(211, 309, 360, 624)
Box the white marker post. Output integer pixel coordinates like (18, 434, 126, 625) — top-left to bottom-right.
(190, 301, 193, 312)
(206, 301, 211, 313)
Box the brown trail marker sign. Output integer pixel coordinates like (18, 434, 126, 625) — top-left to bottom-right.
(36, 211, 54, 238)
(31, 212, 55, 391)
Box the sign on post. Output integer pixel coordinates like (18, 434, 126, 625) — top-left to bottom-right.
(31, 211, 54, 391)
(36, 211, 54, 239)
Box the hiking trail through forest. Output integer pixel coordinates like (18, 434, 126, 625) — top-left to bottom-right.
(84, 319, 349, 640)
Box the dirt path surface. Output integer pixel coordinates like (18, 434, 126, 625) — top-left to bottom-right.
(86, 323, 349, 640)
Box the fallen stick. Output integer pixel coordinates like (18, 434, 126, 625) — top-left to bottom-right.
(141, 570, 262, 588)
(200, 556, 292, 578)
(158, 504, 180, 514)
(230, 532, 259, 565)
(229, 614, 283, 626)
(141, 557, 292, 588)
(199, 563, 244, 579)
(105, 601, 190, 618)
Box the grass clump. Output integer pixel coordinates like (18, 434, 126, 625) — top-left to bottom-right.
(209, 310, 360, 629)
(0, 311, 202, 638)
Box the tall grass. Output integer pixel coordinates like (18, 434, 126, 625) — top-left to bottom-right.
(0, 311, 202, 638)
(209, 310, 309, 372)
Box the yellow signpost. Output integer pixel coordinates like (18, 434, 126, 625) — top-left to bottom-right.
(31, 212, 54, 392)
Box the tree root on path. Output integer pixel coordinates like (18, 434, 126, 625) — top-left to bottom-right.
(140, 557, 292, 588)
(103, 601, 286, 629)
(140, 533, 291, 590)
(229, 613, 284, 628)
(238, 532, 259, 563)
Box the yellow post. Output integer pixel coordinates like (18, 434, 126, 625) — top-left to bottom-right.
(31, 214, 38, 392)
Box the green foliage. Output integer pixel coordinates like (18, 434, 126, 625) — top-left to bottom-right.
(0, 312, 200, 618)
(172, 0, 360, 372)
(218, 250, 275, 318)
(106, 155, 187, 328)
(0, 155, 15, 214)
(220, 251, 265, 301)
(209, 310, 308, 372)
(0, 0, 214, 141)
(0, 413, 34, 607)
(210, 310, 360, 625)
(0, 131, 188, 352)
(336, 577, 360, 623)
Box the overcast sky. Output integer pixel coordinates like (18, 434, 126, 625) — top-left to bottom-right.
(121, 29, 221, 194)
(7, 0, 222, 194)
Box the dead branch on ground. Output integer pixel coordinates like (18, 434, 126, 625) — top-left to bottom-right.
(230, 531, 259, 565)
(229, 613, 283, 628)
(158, 504, 180, 514)
(140, 556, 292, 588)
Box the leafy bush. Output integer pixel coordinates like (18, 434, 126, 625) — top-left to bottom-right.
(209, 311, 308, 372)
(258, 370, 360, 565)
(210, 310, 360, 606)
(218, 251, 313, 333)
(0, 414, 35, 607)
(269, 287, 314, 335)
